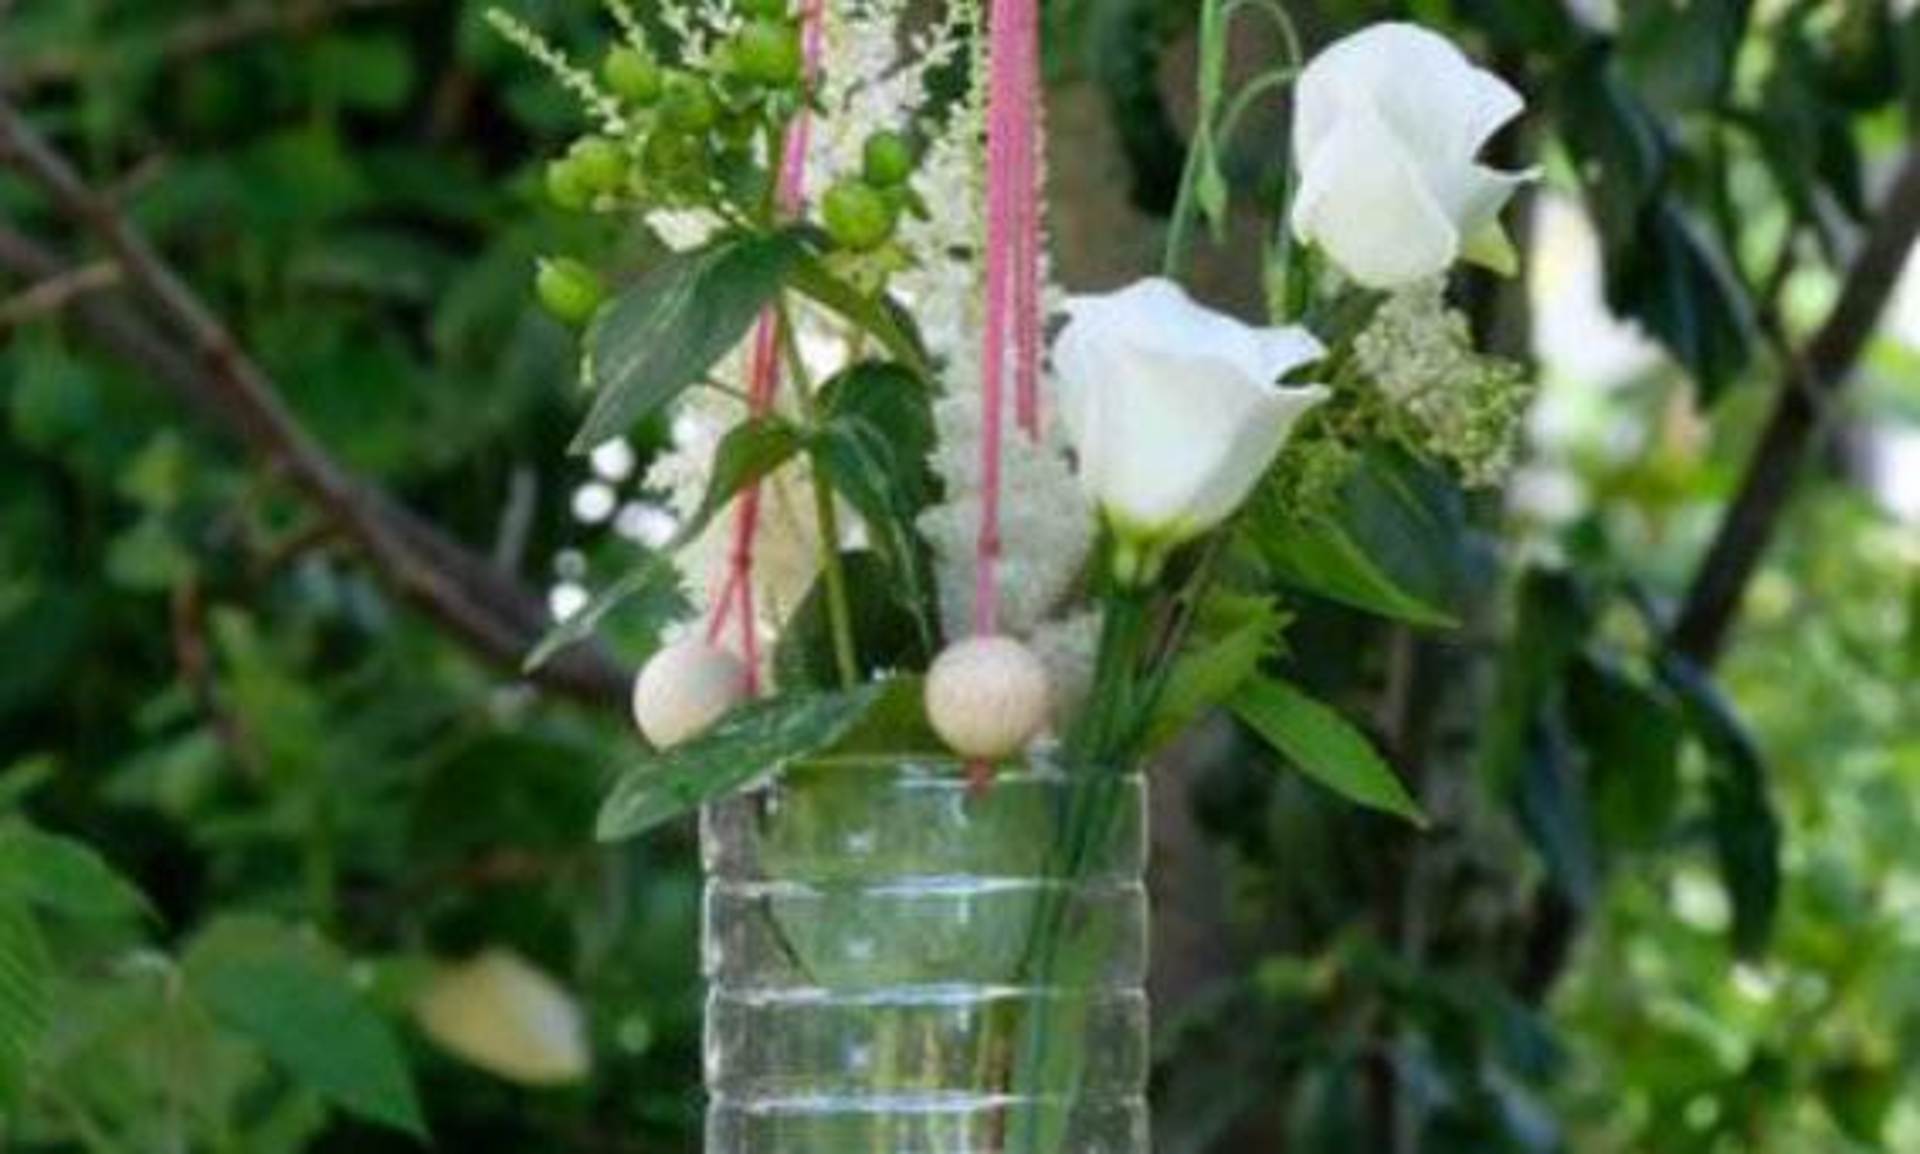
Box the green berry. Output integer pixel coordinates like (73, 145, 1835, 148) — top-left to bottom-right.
(603, 46, 662, 105)
(821, 179, 897, 252)
(535, 258, 604, 326)
(544, 156, 593, 211)
(862, 131, 914, 187)
(660, 73, 719, 133)
(569, 138, 627, 193)
(734, 19, 802, 86)
(643, 128, 709, 187)
(736, 0, 788, 18)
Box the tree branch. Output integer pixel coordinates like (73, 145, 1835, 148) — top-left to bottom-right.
(1670, 147, 1920, 666)
(0, 104, 628, 712)
(0, 0, 415, 93)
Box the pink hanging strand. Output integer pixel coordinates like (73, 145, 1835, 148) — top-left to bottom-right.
(707, 0, 828, 691)
(973, 0, 1045, 638)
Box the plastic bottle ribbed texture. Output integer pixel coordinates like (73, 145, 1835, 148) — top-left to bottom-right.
(702, 759, 1149, 1154)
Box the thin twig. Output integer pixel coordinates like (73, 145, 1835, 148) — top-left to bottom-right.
(0, 106, 627, 709)
(0, 0, 415, 93)
(0, 259, 120, 333)
(1670, 146, 1920, 665)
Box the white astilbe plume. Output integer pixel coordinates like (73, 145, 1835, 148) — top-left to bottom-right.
(903, 34, 1094, 647)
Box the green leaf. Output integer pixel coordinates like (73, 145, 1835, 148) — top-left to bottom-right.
(184, 918, 425, 1137)
(787, 250, 930, 378)
(0, 822, 151, 922)
(1231, 677, 1425, 826)
(1477, 569, 1594, 799)
(596, 681, 895, 840)
(525, 419, 800, 671)
(574, 231, 801, 451)
(774, 552, 932, 692)
(808, 413, 937, 646)
(1256, 447, 1466, 628)
(1144, 595, 1285, 751)
(1657, 655, 1782, 957)
(1568, 655, 1683, 850)
(817, 361, 936, 479)
(0, 902, 49, 1104)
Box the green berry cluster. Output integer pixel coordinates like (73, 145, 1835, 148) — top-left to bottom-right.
(528, 16, 928, 325)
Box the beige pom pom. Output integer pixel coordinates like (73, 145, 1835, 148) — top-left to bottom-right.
(631, 639, 749, 749)
(924, 636, 1052, 760)
(414, 949, 590, 1086)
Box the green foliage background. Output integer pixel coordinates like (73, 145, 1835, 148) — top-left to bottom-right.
(0, 0, 1916, 1151)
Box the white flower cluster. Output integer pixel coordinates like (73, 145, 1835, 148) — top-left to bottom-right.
(1352, 279, 1533, 487)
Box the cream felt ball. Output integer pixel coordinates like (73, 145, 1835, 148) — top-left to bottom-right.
(924, 635, 1053, 760)
(631, 639, 750, 749)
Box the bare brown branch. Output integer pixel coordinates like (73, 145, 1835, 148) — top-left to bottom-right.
(0, 258, 120, 334)
(0, 105, 627, 711)
(1, 0, 414, 93)
(1670, 148, 1920, 666)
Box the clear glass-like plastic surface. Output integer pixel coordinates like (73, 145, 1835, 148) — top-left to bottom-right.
(702, 759, 1149, 1154)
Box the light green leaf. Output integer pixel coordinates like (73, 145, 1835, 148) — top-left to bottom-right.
(596, 681, 896, 840)
(574, 231, 801, 452)
(1144, 596, 1285, 751)
(1231, 677, 1425, 825)
(184, 918, 425, 1137)
(0, 822, 150, 922)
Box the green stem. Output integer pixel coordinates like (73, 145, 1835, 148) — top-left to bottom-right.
(775, 300, 861, 689)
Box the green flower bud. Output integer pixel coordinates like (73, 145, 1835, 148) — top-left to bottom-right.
(861, 131, 914, 187)
(535, 258, 604, 326)
(821, 179, 897, 252)
(734, 19, 802, 87)
(660, 73, 719, 133)
(544, 156, 593, 211)
(569, 138, 628, 194)
(603, 46, 662, 105)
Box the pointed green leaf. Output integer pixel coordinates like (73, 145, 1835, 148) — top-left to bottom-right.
(1231, 677, 1425, 825)
(574, 231, 801, 452)
(184, 918, 425, 1137)
(0, 822, 150, 922)
(0, 902, 48, 1104)
(596, 681, 894, 840)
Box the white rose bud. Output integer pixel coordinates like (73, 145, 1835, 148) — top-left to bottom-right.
(631, 639, 749, 749)
(1291, 22, 1536, 289)
(1053, 278, 1328, 582)
(924, 636, 1052, 761)
(414, 949, 590, 1086)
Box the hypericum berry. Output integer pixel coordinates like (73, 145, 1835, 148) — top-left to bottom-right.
(544, 156, 593, 211)
(603, 46, 663, 105)
(631, 640, 750, 749)
(660, 73, 719, 133)
(861, 131, 915, 187)
(821, 179, 897, 252)
(924, 636, 1052, 761)
(734, 19, 802, 87)
(534, 258, 604, 326)
(642, 127, 709, 187)
(736, 0, 788, 18)
(569, 138, 627, 194)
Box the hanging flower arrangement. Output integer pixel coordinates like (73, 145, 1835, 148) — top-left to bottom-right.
(496, 1, 1535, 1149)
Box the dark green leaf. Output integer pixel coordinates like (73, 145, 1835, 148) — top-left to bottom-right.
(1256, 447, 1467, 628)
(575, 231, 801, 451)
(1658, 655, 1782, 957)
(1568, 654, 1684, 850)
(0, 822, 151, 922)
(787, 250, 931, 378)
(596, 681, 894, 840)
(774, 552, 932, 692)
(1231, 677, 1425, 825)
(1515, 720, 1598, 910)
(184, 918, 425, 1136)
(808, 414, 938, 646)
(1619, 0, 1750, 114)
(1477, 569, 1593, 799)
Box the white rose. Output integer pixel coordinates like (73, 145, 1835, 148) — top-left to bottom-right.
(1291, 22, 1534, 290)
(1053, 278, 1327, 581)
